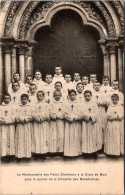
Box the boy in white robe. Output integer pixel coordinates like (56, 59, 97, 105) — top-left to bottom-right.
(0, 94, 16, 160)
(72, 73, 81, 89)
(9, 81, 22, 105)
(81, 75, 91, 91)
(101, 75, 112, 94)
(63, 74, 73, 98)
(80, 90, 102, 158)
(53, 81, 66, 101)
(108, 80, 124, 106)
(49, 90, 65, 156)
(52, 66, 65, 86)
(32, 91, 50, 159)
(8, 72, 25, 94)
(89, 73, 97, 91)
(28, 83, 37, 104)
(92, 82, 107, 144)
(76, 82, 84, 102)
(64, 89, 82, 157)
(33, 70, 45, 90)
(15, 94, 33, 159)
(44, 74, 53, 104)
(24, 75, 33, 94)
(104, 94, 124, 156)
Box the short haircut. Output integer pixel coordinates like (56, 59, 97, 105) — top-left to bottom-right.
(3, 93, 11, 98)
(65, 74, 71, 77)
(21, 94, 29, 99)
(54, 66, 62, 69)
(82, 75, 89, 79)
(93, 81, 101, 85)
(112, 80, 119, 84)
(53, 90, 62, 96)
(74, 73, 80, 76)
(37, 91, 45, 96)
(102, 75, 109, 80)
(76, 82, 84, 88)
(45, 74, 52, 77)
(68, 89, 76, 95)
(55, 81, 62, 87)
(12, 81, 20, 87)
(84, 90, 92, 96)
(90, 73, 97, 77)
(29, 83, 37, 88)
(34, 70, 42, 74)
(26, 75, 33, 79)
(13, 72, 20, 76)
(111, 93, 119, 100)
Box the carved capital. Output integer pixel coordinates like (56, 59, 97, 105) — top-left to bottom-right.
(118, 36, 124, 51)
(106, 40, 118, 54)
(98, 39, 108, 56)
(17, 44, 28, 55)
(3, 42, 14, 53)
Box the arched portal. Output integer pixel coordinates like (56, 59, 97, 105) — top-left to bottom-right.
(33, 10, 103, 81)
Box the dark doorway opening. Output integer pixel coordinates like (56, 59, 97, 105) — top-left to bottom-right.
(33, 9, 103, 81)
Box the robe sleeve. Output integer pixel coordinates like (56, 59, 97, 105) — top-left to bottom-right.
(90, 103, 99, 123)
(49, 104, 56, 120)
(80, 106, 90, 121)
(106, 106, 117, 120)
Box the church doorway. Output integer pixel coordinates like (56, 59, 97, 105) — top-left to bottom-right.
(33, 9, 103, 82)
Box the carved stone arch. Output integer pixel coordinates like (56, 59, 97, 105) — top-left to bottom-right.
(27, 2, 107, 41)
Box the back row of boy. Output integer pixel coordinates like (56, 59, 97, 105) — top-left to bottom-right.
(0, 67, 124, 160)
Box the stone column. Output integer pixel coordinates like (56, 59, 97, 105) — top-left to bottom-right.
(18, 44, 28, 83)
(11, 46, 17, 81)
(98, 39, 110, 77)
(0, 43, 3, 103)
(118, 37, 124, 91)
(106, 40, 118, 83)
(26, 47, 33, 76)
(4, 43, 12, 92)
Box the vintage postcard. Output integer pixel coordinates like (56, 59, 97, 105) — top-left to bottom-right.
(0, 0, 124, 194)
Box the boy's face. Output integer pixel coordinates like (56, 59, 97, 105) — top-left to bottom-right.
(21, 97, 28, 105)
(12, 83, 20, 92)
(90, 75, 96, 83)
(35, 72, 42, 80)
(111, 97, 119, 105)
(93, 83, 101, 91)
(26, 77, 33, 85)
(76, 84, 84, 93)
(84, 93, 91, 102)
(13, 74, 20, 82)
(102, 78, 109, 86)
(74, 73, 80, 82)
(55, 83, 62, 91)
(54, 92, 61, 101)
(82, 77, 89, 85)
(65, 75, 71, 83)
(37, 93, 44, 101)
(29, 85, 37, 95)
(55, 67, 62, 75)
(45, 75, 52, 84)
(69, 92, 76, 101)
(4, 95, 10, 104)
(112, 82, 119, 90)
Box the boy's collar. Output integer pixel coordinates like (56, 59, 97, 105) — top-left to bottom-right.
(54, 74, 63, 78)
(1, 102, 10, 106)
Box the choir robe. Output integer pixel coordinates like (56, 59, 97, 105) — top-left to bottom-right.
(64, 99, 82, 157)
(0, 103, 16, 157)
(104, 104, 124, 156)
(80, 100, 102, 154)
(72, 80, 81, 90)
(15, 104, 33, 158)
(28, 93, 37, 104)
(76, 92, 84, 102)
(100, 84, 112, 94)
(9, 90, 22, 105)
(107, 89, 124, 106)
(92, 90, 107, 143)
(52, 74, 66, 86)
(49, 99, 65, 153)
(83, 83, 92, 91)
(32, 101, 50, 154)
(44, 83, 54, 104)
(8, 81, 25, 94)
(33, 78, 45, 91)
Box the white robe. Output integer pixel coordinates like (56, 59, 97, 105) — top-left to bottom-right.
(32, 101, 50, 154)
(33, 78, 45, 91)
(104, 104, 124, 156)
(28, 93, 37, 105)
(76, 92, 84, 102)
(44, 83, 54, 104)
(80, 100, 102, 153)
(49, 99, 65, 153)
(107, 89, 124, 106)
(72, 80, 81, 90)
(52, 74, 65, 86)
(64, 99, 82, 157)
(0, 103, 16, 157)
(8, 81, 25, 94)
(9, 90, 22, 105)
(100, 84, 112, 94)
(15, 104, 33, 158)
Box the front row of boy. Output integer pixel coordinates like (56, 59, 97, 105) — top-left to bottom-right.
(0, 89, 124, 161)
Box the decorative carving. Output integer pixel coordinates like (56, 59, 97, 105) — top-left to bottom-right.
(111, 1, 124, 35)
(4, 2, 21, 37)
(3, 42, 14, 53)
(106, 41, 118, 54)
(17, 44, 28, 55)
(94, 1, 116, 37)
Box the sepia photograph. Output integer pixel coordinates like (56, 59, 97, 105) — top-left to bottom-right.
(0, 0, 124, 194)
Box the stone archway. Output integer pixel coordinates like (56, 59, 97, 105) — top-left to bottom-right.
(33, 9, 103, 81)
